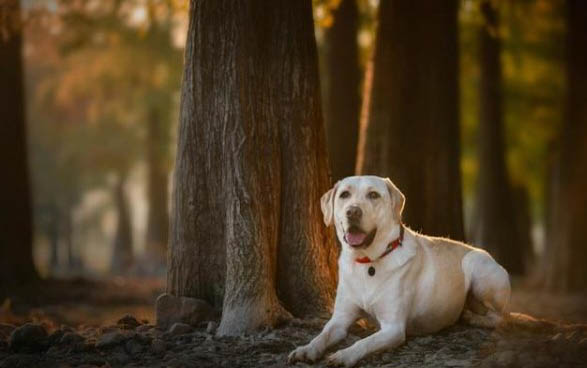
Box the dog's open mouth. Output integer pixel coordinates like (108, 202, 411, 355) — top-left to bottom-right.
(344, 227, 377, 248)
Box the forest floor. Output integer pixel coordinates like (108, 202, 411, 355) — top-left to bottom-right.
(0, 277, 586, 368)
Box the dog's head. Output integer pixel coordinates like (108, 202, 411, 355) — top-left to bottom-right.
(320, 176, 405, 250)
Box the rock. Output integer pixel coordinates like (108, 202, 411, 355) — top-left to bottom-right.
(206, 321, 218, 334)
(99, 326, 120, 334)
(96, 331, 126, 349)
(108, 351, 131, 365)
(152, 338, 166, 354)
(45, 345, 61, 356)
(155, 293, 215, 330)
(0, 353, 40, 368)
(136, 324, 154, 333)
(495, 350, 516, 366)
(125, 338, 143, 355)
(169, 322, 193, 336)
(117, 314, 141, 330)
(0, 323, 16, 341)
(9, 323, 48, 352)
(445, 359, 470, 367)
(82, 355, 106, 366)
(59, 325, 74, 333)
(60, 332, 85, 345)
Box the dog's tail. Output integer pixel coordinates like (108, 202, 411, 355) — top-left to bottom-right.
(502, 312, 587, 334)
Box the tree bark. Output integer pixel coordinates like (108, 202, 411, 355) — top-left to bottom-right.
(356, 0, 464, 240)
(544, 0, 587, 291)
(471, 0, 525, 274)
(323, 0, 361, 182)
(110, 174, 134, 274)
(145, 107, 169, 268)
(0, 0, 39, 290)
(168, 0, 337, 335)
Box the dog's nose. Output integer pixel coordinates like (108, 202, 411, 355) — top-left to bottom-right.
(346, 206, 362, 221)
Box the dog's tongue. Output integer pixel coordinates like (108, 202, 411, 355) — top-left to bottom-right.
(345, 232, 367, 246)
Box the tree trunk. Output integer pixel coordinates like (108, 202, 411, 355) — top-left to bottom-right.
(471, 0, 525, 274)
(49, 204, 60, 272)
(168, 0, 337, 335)
(544, 0, 587, 291)
(0, 0, 39, 290)
(323, 0, 361, 182)
(110, 174, 134, 274)
(512, 184, 533, 272)
(145, 107, 169, 268)
(356, 0, 464, 240)
(63, 204, 79, 271)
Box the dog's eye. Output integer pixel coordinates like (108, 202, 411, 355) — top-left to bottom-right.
(339, 191, 350, 199)
(367, 191, 380, 199)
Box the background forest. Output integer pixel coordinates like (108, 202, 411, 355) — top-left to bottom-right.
(7, 0, 578, 287)
(1, 0, 586, 366)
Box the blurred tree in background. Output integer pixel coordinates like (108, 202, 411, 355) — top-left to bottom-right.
(24, 0, 184, 275)
(471, 0, 525, 275)
(459, 0, 566, 280)
(8, 0, 584, 293)
(0, 0, 38, 289)
(356, 0, 464, 241)
(543, 0, 587, 291)
(322, 0, 361, 182)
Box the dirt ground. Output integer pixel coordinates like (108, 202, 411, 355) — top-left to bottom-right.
(0, 277, 586, 367)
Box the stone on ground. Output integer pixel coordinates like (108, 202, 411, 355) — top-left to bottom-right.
(155, 293, 215, 330)
(9, 323, 48, 352)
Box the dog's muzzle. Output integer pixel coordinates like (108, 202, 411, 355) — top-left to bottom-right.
(344, 226, 377, 248)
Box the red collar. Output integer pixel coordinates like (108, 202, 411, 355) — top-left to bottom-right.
(355, 224, 404, 264)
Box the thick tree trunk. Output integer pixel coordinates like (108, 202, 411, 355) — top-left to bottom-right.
(323, 0, 361, 182)
(544, 0, 587, 291)
(145, 107, 169, 268)
(471, 0, 525, 274)
(356, 0, 464, 240)
(110, 175, 134, 274)
(168, 0, 337, 335)
(0, 0, 39, 290)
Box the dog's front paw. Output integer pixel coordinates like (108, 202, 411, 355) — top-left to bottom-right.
(288, 344, 321, 365)
(326, 349, 358, 368)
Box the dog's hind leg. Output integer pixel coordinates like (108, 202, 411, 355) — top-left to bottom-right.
(461, 249, 511, 328)
(461, 309, 503, 328)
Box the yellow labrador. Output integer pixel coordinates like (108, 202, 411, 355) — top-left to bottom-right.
(288, 176, 510, 367)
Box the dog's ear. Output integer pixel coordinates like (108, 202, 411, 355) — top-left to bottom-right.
(384, 178, 405, 220)
(320, 181, 339, 227)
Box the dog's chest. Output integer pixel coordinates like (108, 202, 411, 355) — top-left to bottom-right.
(341, 262, 397, 315)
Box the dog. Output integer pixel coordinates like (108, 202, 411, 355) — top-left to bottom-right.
(288, 175, 510, 367)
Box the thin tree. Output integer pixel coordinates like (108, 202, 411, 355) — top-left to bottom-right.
(471, 0, 524, 274)
(144, 106, 170, 268)
(110, 173, 134, 274)
(0, 0, 39, 290)
(356, 0, 464, 240)
(544, 0, 587, 291)
(167, 0, 338, 335)
(323, 0, 361, 181)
